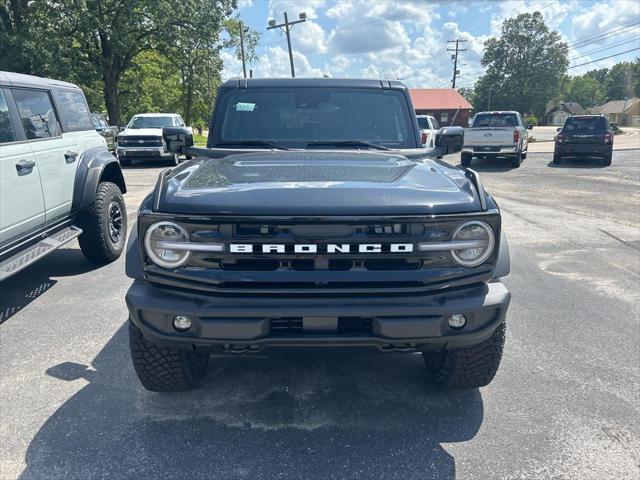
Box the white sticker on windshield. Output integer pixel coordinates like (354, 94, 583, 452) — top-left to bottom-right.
(235, 102, 256, 112)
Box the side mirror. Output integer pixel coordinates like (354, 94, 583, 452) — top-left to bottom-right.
(435, 126, 464, 154)
(163, 126, 194, 154)
(525, 124, 533, 130)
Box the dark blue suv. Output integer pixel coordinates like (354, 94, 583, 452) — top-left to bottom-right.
(554, 115, 613, 166)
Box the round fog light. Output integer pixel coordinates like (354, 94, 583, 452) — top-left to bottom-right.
(173, 315, 192, 331)
(448, 313, 467, 330)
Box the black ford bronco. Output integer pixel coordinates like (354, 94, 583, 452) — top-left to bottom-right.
(125, 78, 510, 392)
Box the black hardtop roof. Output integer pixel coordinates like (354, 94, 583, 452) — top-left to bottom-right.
(221, 77, 409, 90)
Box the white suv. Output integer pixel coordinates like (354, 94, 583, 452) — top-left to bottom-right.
(0, 71, 127, 281)
(117, 113, 190, 166)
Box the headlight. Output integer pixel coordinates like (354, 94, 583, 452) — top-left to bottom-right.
(450, 221, 495, 267)
(144, 221, 191, 268)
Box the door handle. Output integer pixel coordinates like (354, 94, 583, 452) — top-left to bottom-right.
(15, 159, 36, 174)
(65, 151, 78, 163)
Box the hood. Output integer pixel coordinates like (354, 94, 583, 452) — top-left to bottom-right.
(120, 128, 163, 137)
(156, 151, 481, 216)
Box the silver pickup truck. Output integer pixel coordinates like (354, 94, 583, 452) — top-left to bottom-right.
(461, 111, 530, 168)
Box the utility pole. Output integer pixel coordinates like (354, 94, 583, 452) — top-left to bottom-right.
(447, 39, 467, 89)
(239, 21, 247, 78)
(267, 12, 307, 78)
(488, 87, 492, 110)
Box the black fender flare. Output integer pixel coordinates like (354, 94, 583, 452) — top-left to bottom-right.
(72, 147, 126, 214)
(493, 229, 510, 279)
(125, 221, 145, 280)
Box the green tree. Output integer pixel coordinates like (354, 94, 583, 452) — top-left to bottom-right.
(566, 75, 604, 107)
(457, 87, 475, 106)
(119, 51, 182, 124)
(604, 61, 637, 100)
(224, 16, 261, 70)
(46, 0, 236, 125)
(473, 12, 569, 117)
(585, 68, 609, 87)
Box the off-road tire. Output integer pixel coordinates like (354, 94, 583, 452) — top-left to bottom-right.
(129, 321, 209, 392)
(461, 152, 472, 167)
(511, 153, 522, 168)
(603, 153, 612, 166)
(422, 321, 506, 389)
(119, 157, 131, 167)
(78, 182, 127, 263)
(553, 152, 562, 165)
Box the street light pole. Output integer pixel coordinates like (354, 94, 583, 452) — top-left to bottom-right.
(267, 12, 307, 78)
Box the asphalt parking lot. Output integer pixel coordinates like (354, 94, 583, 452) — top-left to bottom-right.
(1, 150, 639, 480)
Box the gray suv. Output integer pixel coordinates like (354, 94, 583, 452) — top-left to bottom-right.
(0, 71, 127, 280)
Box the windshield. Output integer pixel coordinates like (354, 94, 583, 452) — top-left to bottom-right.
(473, 113, 518, 127)
(563, 117, 606, 133)
(128, 116, 174, 129)
(215, 87, 417, 149)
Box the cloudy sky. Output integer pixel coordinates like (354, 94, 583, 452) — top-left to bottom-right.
(222, 0, 640, 88)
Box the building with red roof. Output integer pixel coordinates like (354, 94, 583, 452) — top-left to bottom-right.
(409, 89, 473, 127)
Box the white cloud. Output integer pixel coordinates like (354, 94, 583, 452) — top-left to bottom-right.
(324, 55, 352, 77)
(246, 0, 640, 89)
(329, 19, 411, 54)
(360, 64, 381, 78)
(253, 46, 324, 78)
(221, 50, 243, 80)
(571, 0, 640, 43)
(268, 0, 327, 20)
(237, 0, 253, 8)
(293, 20, 328, 54)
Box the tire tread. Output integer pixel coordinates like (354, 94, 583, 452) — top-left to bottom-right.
(423, 322, 506, 389)
(128, 321, 208, 392)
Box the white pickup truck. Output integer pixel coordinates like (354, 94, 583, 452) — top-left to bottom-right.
(461, 111, 530, 168)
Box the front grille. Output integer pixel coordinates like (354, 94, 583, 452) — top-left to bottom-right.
(269, 317, 372, 335)
(141, 215, 500, 294)
(119, 136, 162, 147)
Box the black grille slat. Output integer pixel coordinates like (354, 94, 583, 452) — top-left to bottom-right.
(269, 317, 372, 335)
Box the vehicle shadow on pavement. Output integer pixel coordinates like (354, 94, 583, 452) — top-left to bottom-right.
(546, 157, 608, 169)
(20, 323, 484, 480)
(0, 248, 101, 326)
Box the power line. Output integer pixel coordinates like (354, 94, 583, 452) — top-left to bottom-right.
(568, 47, 640, 69)
(569, 37, 640, 61)
(568, 21, 639, 49)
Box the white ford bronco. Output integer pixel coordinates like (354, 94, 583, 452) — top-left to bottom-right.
(0, 71, 127, 281)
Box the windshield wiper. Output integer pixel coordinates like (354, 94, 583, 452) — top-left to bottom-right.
(306, 140, 391, 151)
(213, 140, 289, 150)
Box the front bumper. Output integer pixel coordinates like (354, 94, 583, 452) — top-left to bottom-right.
(555, 144, 612, 156)
(462, 145, 520, 156)
(126, 280, 510, 352)
(117, 146, 173, 158)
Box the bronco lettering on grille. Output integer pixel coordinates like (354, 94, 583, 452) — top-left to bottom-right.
(229, 243, 414, 254)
